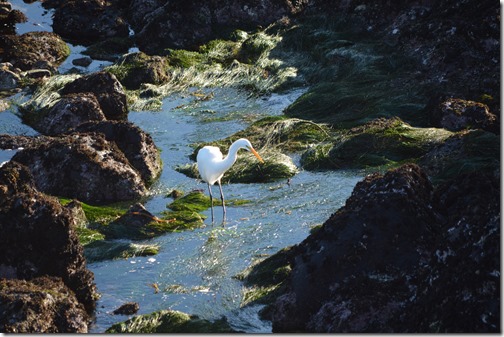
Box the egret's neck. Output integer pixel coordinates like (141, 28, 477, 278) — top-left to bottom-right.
(221, 141, 243, 172)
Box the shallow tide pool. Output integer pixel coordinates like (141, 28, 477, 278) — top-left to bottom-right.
(87, 88, 364, 332)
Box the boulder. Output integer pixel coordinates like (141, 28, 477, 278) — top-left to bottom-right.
(31, 93, 106, 135)
(60, 71, 128, 120)
(0, 277, 89, 333)
(0, 31, 69, 71)
(0, 162, 98, 313)
(11, 133, 147, 204)
(430, 98, 498, 133)
(75, 120, 162, 184)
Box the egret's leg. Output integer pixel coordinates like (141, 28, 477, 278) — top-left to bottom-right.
(218, 180, 226, 223)
(207, 183, 214, 223)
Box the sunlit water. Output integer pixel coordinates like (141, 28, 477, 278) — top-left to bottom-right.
(86, 88, 363, 332)
(3, 1, 365, 332)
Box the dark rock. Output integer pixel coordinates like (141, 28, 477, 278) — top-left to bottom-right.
(0, 276, 89, 333)
(72, 56, 93, 67)
(257, 163, 499, 332)
(52, 0, 129, 43)
(0, 31, 69, 71)
(393, 171, 500, 332)
(0, 67, 20, 90)
(0, 2, 26, 35)
(60, 71, 128, 120)
(32, 93, 106, 135)
(11, 133, 147, 204)
(430, 98, 498, 133)
(0, 161, 98, 313)
(21, 68, 52, 80)
(269, 164, 440, 332)
(131, 0, 309, 53)
(113, 302, 140, 315)
(75, 120, 162, 184)
(0, 134, 50, 150)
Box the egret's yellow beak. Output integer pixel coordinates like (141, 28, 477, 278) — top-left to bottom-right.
(250, 148, 264, 163)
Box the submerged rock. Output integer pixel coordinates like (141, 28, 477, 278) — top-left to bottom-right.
(11, 133, 147, 204)
(0, 277, 89, 333)
(0, 161, 98, 314)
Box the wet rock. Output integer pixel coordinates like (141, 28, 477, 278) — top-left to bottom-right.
(0, 31, 69, 71)
(113, 302, 140, 315)
(11, 133, 147, 204)
(0, 68, 20, 90)
(430, 98, 498, 133)
(0, 276, 89, 333)
(51, 0, 129, 43)
(84, 240, 159, 262)
(250, 163, 499, 332)
(29, 93, 106, 135)
(74, 120, 162, 185)
(111, 52, 169, 89)
(60, 71, 128, 120)
(106, 309, 238, 333)
(0, 161, 98, 313)
(100, 203, 179, 240)
(131, 0, 309, 53)
(72, 56, 93, 67)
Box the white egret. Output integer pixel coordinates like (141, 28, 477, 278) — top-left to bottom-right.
(196, 138, 264, 223)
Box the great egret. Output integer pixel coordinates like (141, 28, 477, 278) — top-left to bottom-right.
(196, 138, 264, 223)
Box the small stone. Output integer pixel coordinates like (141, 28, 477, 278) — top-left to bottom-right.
(113, 302, 140, 315)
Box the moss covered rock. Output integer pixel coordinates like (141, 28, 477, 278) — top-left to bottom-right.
(107, 52, 169, 89)
(105, 309, 238, 333)
(300, 117, 453, 170)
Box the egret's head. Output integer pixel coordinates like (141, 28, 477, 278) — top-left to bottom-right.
(238, 138, 264, 163)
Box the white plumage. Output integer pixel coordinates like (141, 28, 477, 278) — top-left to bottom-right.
(197, 138, 263, 223)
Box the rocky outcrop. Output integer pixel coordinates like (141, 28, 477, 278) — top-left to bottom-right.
(0, 31, 69, 72)
(50, 0, 129, 42)
(0, 161, 97, 319)
(255, 164, 499, 332)
(0, 277, 89, 333)
(11, 133, 147, 204)
(60, 71, 128, 120)
(75, 120, 162, 184)
(130, 0, 309, 53)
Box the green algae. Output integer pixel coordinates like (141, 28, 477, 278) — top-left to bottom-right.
(300, 117, 453, 170)
(105, 309, 237, 333)
(236, 246, 294, 307)
(84, 241, 159, 262)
